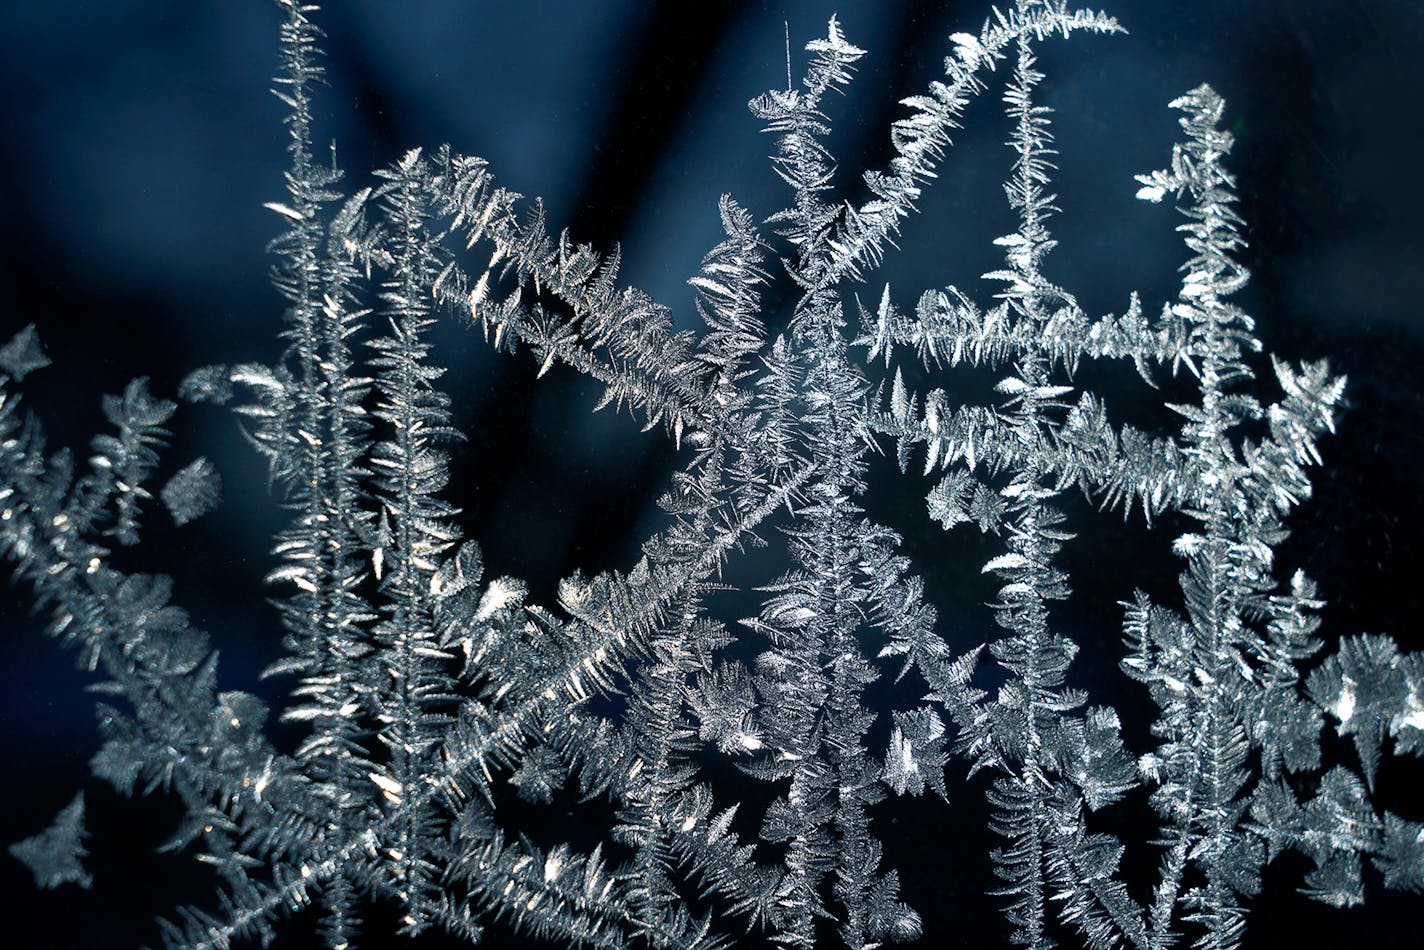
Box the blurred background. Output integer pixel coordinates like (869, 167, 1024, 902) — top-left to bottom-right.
(1, 0, 1422, 946)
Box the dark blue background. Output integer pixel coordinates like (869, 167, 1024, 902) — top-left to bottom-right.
(2, 1, 1422, 946)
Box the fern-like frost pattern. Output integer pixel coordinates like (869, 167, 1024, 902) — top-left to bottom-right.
(3, 1, 1420, 948)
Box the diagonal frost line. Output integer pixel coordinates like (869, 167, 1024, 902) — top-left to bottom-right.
(434, 459, 816, 799)
(429, 265, 729, 445)
(423, 163, 729, 445)
(821, 6, 1123, 288)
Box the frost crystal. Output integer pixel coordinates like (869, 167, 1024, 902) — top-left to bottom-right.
(161, 457, 222, 527)
(2, 1, 1420, 947)
(10, 794, 91, 891)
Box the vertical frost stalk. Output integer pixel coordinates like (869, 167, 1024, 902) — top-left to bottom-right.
(749, 22, 862, 943)
(1135, 86, 1256, 950)
(266, 3, 373, 944)
(369, 148, 458, 932)
(750, 20, 916, 947)
(305, 189, 379, 950)
(982, 13, 1078, 946)
(623, 197, 768, 944)
(623, 465, 721, 946)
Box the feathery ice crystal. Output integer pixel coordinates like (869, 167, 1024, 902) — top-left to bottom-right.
(4, 1, 1421, 947)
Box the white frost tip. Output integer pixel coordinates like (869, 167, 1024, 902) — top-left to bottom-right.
(475, 579, 519, 621)
(951, 32, 982, 64)
(1334, 682, 1356, 724)
(370, 772, 404, 803)
(262, 201, 306, 221)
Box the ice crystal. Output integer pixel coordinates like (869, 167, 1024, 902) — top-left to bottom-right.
(2, 1, 1420, 948)
(9, 794, 91, 891)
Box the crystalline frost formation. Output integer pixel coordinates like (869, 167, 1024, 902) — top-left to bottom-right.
(2, 1, 1421, 948)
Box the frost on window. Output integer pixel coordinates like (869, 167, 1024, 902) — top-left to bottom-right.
(1, 0, 1420, 948)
